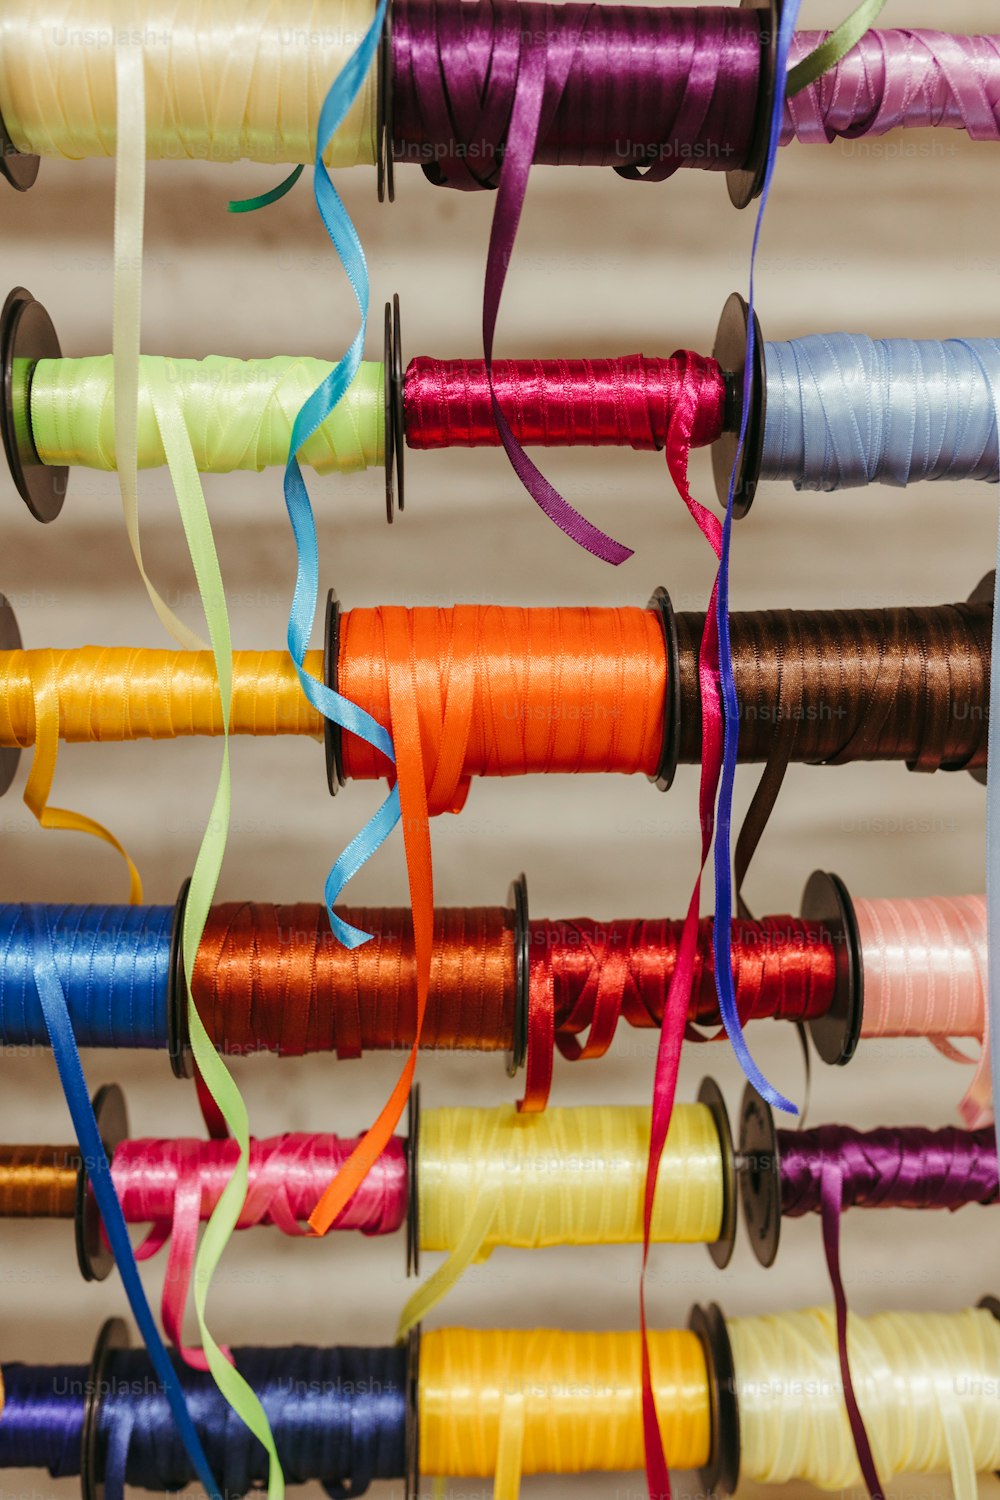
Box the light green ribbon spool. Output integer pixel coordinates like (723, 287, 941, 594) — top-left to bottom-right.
(29, 355, 385, 474)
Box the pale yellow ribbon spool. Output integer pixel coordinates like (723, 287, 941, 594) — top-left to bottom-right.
(400, 1102, 725, 1336)
(730, 1304, 1000, 1500)
(0, 0, 378, 166)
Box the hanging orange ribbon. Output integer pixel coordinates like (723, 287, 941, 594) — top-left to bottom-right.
(308, 608, 435, 1234)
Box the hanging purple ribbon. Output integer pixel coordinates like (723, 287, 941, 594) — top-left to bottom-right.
(479, 4, 633, 564)
(820, 1157, 886, 1500)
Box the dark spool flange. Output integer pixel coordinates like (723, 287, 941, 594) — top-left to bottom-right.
(711, 292, 766, 518)
(376, 0, 396, 204)
(697, 1076, 737, 1270)
(384, 294, 405, 519)
(324, 588, 346, 795)
(737, 1083, 781, 1268)
(0, 108, 40, 192)
(1, 285, 67, 522)
(0, 592, 23, 796)
(167, 878, 194, 1079)
(384, 301, 396, 522)
(689, 1301, 741, 1498)
(75, 1085, 130, 1283)
(404, 1324, 420, 1500)
(82, 1317, 131, 1500)
(727, 0, 781, 210)
(647, 586, 681, 792)
(801, 870, 863, 1067)
(507, 872, 529, 1076)
(406, 1084, 421, 1277)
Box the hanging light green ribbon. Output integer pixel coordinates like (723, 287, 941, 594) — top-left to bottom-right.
(786, 0, 887, 98)
(144, 361, 285, 1496)
(111, 10, 282, 1486)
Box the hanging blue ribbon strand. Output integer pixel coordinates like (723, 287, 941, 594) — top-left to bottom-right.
(711, 0, 803, 1116)
(27, 906, 222, 1500)
(277, 0, 397, 946)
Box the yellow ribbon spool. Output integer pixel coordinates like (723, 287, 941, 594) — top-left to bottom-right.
(419, 1101, 726, 1252)
(419, 1326, 712, 1494)
(401, 1100, 727, 1336)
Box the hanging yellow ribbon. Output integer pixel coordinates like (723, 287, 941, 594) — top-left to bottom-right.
(20, 648, 142, 902)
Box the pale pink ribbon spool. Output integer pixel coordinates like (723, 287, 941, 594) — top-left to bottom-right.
(784, 31, 1000, 145)
(855, 893, 990, 1125)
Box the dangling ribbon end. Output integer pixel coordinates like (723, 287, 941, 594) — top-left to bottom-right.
(228, 163, 305, 214)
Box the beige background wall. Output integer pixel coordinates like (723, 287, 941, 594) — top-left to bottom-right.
(1, 2, 998, 1497)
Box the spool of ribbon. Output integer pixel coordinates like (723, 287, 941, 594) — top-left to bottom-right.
(799, 873, 991, 1124)
(4, 1302, 999, 1500)
(740, 1098, 997, 1272)
(0, 589, 988, 803)
(0, 1087, 737, 1355)
(0, 882, 987, 1116)
(0, 1318, 714, 1499)
(10, 290, 1000, 526)
(4, 7, 996, 191)
(0, 585, 989, 1246)
(400, 1082, 735, 1333)
(726, 1302, 1000, 1500)
(0, 1320, 409, 1500)
(0, 888, 837, 1072)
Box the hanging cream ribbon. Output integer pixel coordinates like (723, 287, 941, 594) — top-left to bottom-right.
(113, 7, 205, 650)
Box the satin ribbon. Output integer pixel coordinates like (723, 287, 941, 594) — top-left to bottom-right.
(494, 1390, 526, 1500)
(480, 7, 633, 565)
(397, 1185, 498, 1339)
(26, 906, 221, 1500)
(785, 2, 889, 98)
(265, 0, 448, 1238)
(641, 467, 726, 1500)
(641, 3, 805, 1494)
(142, 363, 286, 1492)
(710, 3, 800, 1121)
(19, 651, 142, 901)
(308, 608, 434, 1233)
(819, 1155, 886, 1500)
(229, 164, 305, 213)
(712, 10, 893, 1494)
(280, 0, 395, 956)
(710, 3, 890, 1119)
(131, 1133, 321, 1361)
(112, 14, 206, 651)
(516, 349, 721, 1114)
